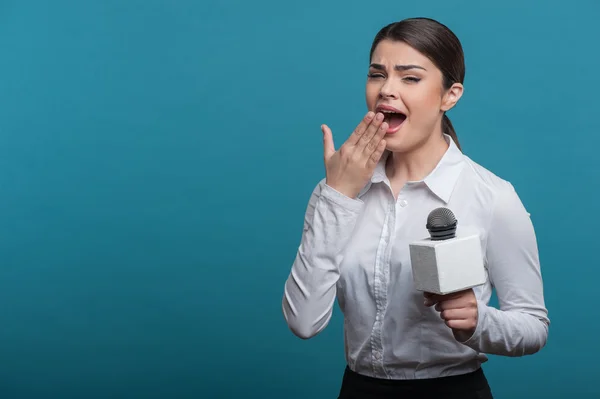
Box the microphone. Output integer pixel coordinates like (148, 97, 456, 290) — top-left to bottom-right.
(409, 207, 486, 295)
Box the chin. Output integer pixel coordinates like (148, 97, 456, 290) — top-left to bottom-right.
(384, 130, 412, 153)
(385, 141, 411, 154)
(385, 125, 437, 154)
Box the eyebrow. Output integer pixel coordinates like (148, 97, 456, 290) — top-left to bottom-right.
(369, 63, 426, 71)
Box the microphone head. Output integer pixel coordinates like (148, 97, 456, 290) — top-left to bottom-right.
(426, 207, 457, 240)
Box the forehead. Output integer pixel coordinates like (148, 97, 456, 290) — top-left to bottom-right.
(370, 40, 434, 69)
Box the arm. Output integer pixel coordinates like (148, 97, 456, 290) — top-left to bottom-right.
(283, 111, 387, 339)
(282, 179, 364, 339)
(460, 183, 550, 356)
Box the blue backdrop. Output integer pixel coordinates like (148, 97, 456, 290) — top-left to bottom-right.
(0, 1, 596, 398)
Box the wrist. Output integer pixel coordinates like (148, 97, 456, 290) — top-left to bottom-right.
(325, 181, 360, 199)
(453, 328, 476, 343)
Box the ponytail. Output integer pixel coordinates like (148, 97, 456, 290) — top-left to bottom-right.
(442, 114, 461, 151)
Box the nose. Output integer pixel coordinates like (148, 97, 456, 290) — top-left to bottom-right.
(379, 79, 399, 99)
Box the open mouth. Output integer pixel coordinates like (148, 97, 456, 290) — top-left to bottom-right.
(377, 108, 407, 134)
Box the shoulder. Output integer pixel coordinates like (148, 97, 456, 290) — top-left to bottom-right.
(460, 155, 531, 228)
(461, 155, 515, 196)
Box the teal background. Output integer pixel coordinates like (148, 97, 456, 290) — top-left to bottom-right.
(0, 1, 597, 398)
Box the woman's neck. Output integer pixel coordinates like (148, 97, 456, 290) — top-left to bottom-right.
(385, 132, 449, 197)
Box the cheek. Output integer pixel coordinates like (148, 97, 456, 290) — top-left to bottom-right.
(425, 92, 443, 111)
(365, 84, 380, 108)
(406, 88, 442, 118)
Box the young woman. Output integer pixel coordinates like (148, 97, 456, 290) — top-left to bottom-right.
(282, 17, 549, 399)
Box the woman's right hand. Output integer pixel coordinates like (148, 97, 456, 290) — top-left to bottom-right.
(321, 111, 388, 199)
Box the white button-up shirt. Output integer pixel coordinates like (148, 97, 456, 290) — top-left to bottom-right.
(282, 135, 549, 379)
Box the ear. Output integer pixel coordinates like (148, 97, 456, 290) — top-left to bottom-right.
(441, 83, 464, 112)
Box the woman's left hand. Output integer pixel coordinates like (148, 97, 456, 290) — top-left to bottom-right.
(424, 289, 478, 342)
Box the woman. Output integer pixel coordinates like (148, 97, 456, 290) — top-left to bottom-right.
(282, 17, 549, 399)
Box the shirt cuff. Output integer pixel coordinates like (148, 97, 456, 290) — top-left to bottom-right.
(457, 299, 487, 349)
(320, 183, 364, 213)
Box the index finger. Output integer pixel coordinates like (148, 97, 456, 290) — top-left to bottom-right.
(425, 290, 465, 302)
(346, 111, 375, 146)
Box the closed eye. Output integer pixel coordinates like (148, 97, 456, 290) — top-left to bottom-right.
(367, 73, 421, 83)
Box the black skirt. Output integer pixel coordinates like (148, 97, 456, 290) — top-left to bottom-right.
(337, 366, 494, 399)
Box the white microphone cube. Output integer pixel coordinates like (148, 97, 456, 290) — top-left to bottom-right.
(409, 234, 486, 295)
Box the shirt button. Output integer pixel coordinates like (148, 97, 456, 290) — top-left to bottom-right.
(399, 199, 408, 207)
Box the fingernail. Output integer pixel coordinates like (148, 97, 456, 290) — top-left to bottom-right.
(366, 111, 374, 119)
(376, 113, 383, 121)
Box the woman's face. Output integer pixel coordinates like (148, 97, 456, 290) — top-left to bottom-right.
(365, 39, 462, 153)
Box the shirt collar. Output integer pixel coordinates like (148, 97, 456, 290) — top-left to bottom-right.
(361, 134, 465, 203)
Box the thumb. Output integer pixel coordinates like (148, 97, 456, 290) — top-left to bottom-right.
(321, 124, 335, 160)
